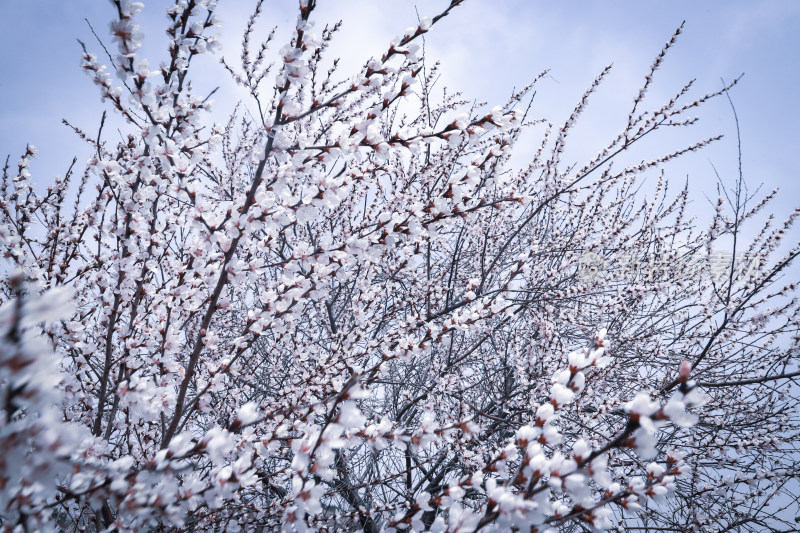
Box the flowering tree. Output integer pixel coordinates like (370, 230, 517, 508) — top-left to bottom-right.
(2, 0, 799, 531)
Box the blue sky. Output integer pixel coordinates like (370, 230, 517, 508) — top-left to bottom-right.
(1, 0, 798, 225)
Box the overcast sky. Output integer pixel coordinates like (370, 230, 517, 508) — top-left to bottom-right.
(1, 0, 798, 227)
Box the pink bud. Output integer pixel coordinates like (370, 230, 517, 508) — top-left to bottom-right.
(678, 360, 691, 383)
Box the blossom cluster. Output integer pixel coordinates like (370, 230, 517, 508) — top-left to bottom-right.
(1, 1, 799, 531)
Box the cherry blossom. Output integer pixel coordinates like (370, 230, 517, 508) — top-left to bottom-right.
(1, 1, 799, 531)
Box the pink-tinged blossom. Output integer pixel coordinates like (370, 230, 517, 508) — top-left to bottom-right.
(2, 1, 798, 531)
